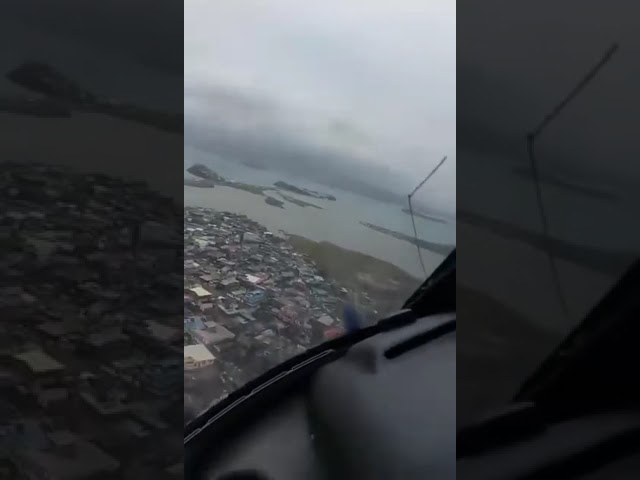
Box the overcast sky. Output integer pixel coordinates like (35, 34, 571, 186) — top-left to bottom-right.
(185, 0, 456, 212)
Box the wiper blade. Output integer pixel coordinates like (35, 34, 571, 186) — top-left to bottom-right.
(184, 308, 417, 436)
(403, 248, 456, 315)
(185, 348, 337, 444)
(185, 251, 456, 436)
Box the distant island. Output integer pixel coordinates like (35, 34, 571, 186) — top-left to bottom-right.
(277, 192, 323, 209)
(186, 164, 225, 183)
(360, 222, 454, 256)
(186, 164, 333, 210)
(186, 164, 271, 195)
(401, 208, 448, 224)
(265, 196, 285, 209)
(274, 181, 336, 201)
(184, 178, 215, 188)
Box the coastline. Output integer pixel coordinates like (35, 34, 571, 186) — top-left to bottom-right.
(286, 233, 423, 309)
(184, 184, 450, 280)
(186, 164, 334, 207)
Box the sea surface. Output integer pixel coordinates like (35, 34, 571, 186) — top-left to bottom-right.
(184, 145, 456, 280)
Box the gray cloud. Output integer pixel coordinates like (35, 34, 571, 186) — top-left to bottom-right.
(185, 0, 456, 213)
(184, 85, 411, 204)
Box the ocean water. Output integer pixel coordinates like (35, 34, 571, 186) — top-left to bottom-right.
(184, 145, 455, 280)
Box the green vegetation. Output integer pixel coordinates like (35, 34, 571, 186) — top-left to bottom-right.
(277, 192, 323, 209)
(227, 181, 271, 196)
(288, 234, 421, 295)
(265, 196, 285, 208)
(274, 181, 336, 201)
(186, 164, 222, 182)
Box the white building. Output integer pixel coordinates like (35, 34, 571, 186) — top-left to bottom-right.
(189, 286, 212, 298)
(184, 344, 215, 370)
(315, 314, 335, 326)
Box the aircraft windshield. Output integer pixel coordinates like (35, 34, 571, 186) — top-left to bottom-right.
(183, 0, 456, 425)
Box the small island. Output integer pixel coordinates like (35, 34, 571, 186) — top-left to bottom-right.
(265, 196, 285, 208)
(274, 181, 336, 201)
(277, 192, 323, 209)
(186, 164, 273, 196)
(225, 180, 271, 196)
(184, 178, 215, 188)
(185, 165, 339, 206)
(186, 164, 222, 181)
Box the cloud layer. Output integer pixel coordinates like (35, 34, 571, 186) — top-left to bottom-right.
(185, 0, 456, 212)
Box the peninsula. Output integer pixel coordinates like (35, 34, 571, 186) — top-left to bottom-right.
(184, 178, 215, 188)
(265, 196, 285, 209)
(274, 181, 336, 201)
(186, 164, 330, 210)
(277, 192, 323, 209)
(186, 164, 271, 196)
(360, 222, 454, 256)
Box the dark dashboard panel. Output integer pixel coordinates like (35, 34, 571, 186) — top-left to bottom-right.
(458, 411, 640, 479)
(201, 395, 320, 480)
(197, 313, 456, 480)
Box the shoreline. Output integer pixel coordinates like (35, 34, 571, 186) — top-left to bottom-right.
(285, 234, 423, 314)
(183, 204, 425, 313)
(183, 187, 450, 279)
(186, 164, 334, 207)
